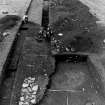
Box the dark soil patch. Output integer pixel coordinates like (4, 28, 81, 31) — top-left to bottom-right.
(0, 22, 55, 105)
(0, 15, 21, 32)
(50, 0, 104, 54)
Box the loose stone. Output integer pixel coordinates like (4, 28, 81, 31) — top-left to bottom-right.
(19, 101, 24, 105)
(32, 91, 37, 95)
(32, 85, 38, 91)
(27, 87, 32, 92)
(23, 101, 29, 105)
(31, 77, 35, 81)
(22, 83, 28, 88)
(31, 98, 36, 104)
(21, 88, 28, 93)
(44, 74, 47, 76)
(20, 96, 25, 101)
(31, 94, 36, 98)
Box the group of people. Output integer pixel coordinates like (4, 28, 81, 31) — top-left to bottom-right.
(38, 25, 53, 41)
(22, 15, 76, 53)
(22, 15, 53, 41)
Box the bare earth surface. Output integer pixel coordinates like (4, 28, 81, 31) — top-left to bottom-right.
(45, 0, 105, 105)
(1, 0, 105, 105)
(49, 0, 105, 55)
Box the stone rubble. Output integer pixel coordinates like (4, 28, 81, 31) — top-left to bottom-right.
(19, 77, 39, 105)
(85, 102, 95, 105)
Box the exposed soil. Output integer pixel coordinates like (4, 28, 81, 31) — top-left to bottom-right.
(0, 22, 55, 105)
(50, 0, 105, 54)
(1, 0, 105, 105)
(39, 59, 105, 105)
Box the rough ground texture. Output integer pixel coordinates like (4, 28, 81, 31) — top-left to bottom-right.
(1, 0, 105, 105)
(10, 23, 55, 105)
(0, 15, 21, 32)
(50, 0, 105, 54)
(0, 22, 55, 105)
(37, 0, 105, 105)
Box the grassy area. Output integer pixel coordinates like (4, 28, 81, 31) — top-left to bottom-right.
(0, 15, 21, 32)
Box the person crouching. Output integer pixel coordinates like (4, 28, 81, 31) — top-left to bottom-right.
(22, 15, 28, 24)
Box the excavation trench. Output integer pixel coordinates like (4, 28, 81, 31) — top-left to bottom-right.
(0, 0, 105, 105)
(0, 0, 52, 105)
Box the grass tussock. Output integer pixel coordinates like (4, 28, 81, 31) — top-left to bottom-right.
(0, 15, 21, 32)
